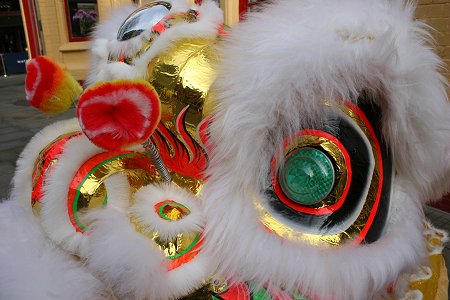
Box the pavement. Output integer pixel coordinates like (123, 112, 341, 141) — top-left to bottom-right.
(0, 74, 75, 199)
(0, 74, 449, 294)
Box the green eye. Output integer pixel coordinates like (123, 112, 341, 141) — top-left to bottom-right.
(279, 147, 335, 206)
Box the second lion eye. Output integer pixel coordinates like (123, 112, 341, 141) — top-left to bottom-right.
(117, 2, 172, 41)
(259, 99, 393, 247)
(279, 146, 336, 206)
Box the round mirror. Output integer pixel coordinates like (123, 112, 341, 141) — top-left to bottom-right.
(117, 2, 171, 41)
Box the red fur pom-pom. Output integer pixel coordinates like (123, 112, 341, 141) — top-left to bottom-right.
(25, 56, 82, 114)
(77, 80, 161, 150)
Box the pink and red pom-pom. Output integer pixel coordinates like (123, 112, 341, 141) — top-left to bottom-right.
(77, 80, 161, 151)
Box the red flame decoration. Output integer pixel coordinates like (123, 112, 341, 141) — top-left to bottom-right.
(152, 106, 209, 180)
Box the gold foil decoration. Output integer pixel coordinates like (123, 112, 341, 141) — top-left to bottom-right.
(254, 200, 342, 247)
(70, 153, 158, 230)
(161, 203, 191, 221)
(209, 275, 229, 294)
(171, 171, 204, 195)
(153, 232, 199, 258)
(385, 224, 449, 300)
(129, 214, 199, 259)
(146, 38, 219, 143)
(74, 155, 204, 229)
(125, 12, 199, 62)
(407, 224, 449, 300)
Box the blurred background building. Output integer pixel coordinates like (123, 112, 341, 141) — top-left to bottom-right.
(9, 0, 448, 83)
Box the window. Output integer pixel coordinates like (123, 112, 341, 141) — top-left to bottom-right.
(64, 0, 98, 42)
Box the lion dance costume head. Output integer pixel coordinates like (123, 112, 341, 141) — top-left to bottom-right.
(1, 0, 450, 299)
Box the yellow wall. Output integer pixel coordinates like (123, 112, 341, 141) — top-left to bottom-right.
(222, 0, 239, 27)
(35, 0, 132, 80)
(416, 0, 450, 90)
(31, 0, 450, 83)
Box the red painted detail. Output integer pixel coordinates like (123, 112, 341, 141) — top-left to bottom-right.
(198, 114, 213, 154)
(272, 129, 352, 215)
(217, 282, 251, 300)
(344, 101, 384, 244)
(77, 80, 161, 151)
(267, 287, 293, 300)
(67, 151, 156, 232)
(152, 22, 166, 33)
(21, 0, 41, 57)
(166, 234, 204, 271)
(217, 25, 229, 36)
(31, 132, 82, 206)
(386, 282, 394, 294)
(152, 106, 208, 180)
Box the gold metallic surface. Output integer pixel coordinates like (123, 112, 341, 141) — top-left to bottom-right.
(254, 200, 342, 247)
(161, 203, 191, 221)
(209, 276, 229, 294)
(146, 38, 219, 142)
(74, 150, 203, 229)
(171, 171, 204, 195)
(75, 155, 159, 226)
(409, 255, 441, 294)
(76, 157, 203, 212)
(153, 232, 198, 258)
(255, 103, 383, 246)
(384, 225, 449, 300)
(284, 135, 347, 209)
(32, 200, 41, 215)
(130, 12, 198, 62)
(130, 214, 198, 258)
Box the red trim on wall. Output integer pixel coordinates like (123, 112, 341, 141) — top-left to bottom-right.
(21, 0, 41, 57)
(239, 0, 248, 20)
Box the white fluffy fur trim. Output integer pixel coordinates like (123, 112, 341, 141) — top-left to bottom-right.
(11, 118, 81, 211)
(41, 135, 103, 255)
(103, 173, 131, 213)
(86, 207, 212, 300)
(88, 4, 138, 86)
(208, 0, 450, 202)
(85, 208, 165, 299)
(87, 0, 223, 85)
(131, 183, 204, 240)
(202, 0, 446, 298)
(0, 199, 112, 300)
(204, 180, 426, 299)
